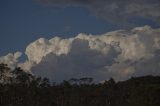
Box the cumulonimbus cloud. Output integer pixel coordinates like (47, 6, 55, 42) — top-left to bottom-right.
(37, 0, 160, 24)
(22, 25, 160, 82)
(1, 25, 160, 82)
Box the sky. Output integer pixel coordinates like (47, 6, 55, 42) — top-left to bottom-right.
(1, 0, 160, 55)
(0, 0, 118, 55)
(0, 0, 160, 82)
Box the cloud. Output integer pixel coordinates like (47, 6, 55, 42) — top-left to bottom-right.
(134, 49, 160, 76)
(19, 25, 160, 82)
(31, 38, 120, 82)
(1, 25, 160, 82)
(38, 0, 160, 24)
(0, 52, 22, 69)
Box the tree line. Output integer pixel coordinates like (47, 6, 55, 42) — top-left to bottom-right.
(0, 63, 160, 106)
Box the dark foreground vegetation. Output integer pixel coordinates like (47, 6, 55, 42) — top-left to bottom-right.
(0, 63, 160, 106)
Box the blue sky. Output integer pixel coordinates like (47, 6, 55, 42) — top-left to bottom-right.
(0, 0, 160, 56)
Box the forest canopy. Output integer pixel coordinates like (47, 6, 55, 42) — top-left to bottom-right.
(0, 63, 160, 106)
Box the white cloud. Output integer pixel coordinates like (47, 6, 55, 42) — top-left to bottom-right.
(1, 25, 160, 82)
(21, 25, 160, 82)
(0, 52, 22, 69)
(25, 37, 73, 64)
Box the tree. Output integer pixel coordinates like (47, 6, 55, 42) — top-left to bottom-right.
(79, 77, 93, 85)
(61, 80, 71, 88)
(0, 63, 12, 84)
(40, 77, 50, 88)
(69, 78, 79, 85)
(12, 67, 34, 86)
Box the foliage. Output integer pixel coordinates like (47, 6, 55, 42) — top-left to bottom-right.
(0, 63, 160, 106)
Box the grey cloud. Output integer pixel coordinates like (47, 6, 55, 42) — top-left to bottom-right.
(134, 49, 160, 76)
(38, 0, 160, 24)
(32, 39, 120, 82)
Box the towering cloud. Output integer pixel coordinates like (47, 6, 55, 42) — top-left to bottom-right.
(31, 38, 121, 82)
(22, 25, 160, 82)
(38, 0, 160, 24)
(1, 25, 160, 82)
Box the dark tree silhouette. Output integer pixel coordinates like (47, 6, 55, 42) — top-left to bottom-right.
(0, 63, 160, 106)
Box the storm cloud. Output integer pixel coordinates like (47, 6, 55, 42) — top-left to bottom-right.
(1, 25, 160, 82)
(21, 25, 160, 82)
(38, 0, 160, 24)
(31, 38, 120, 82)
